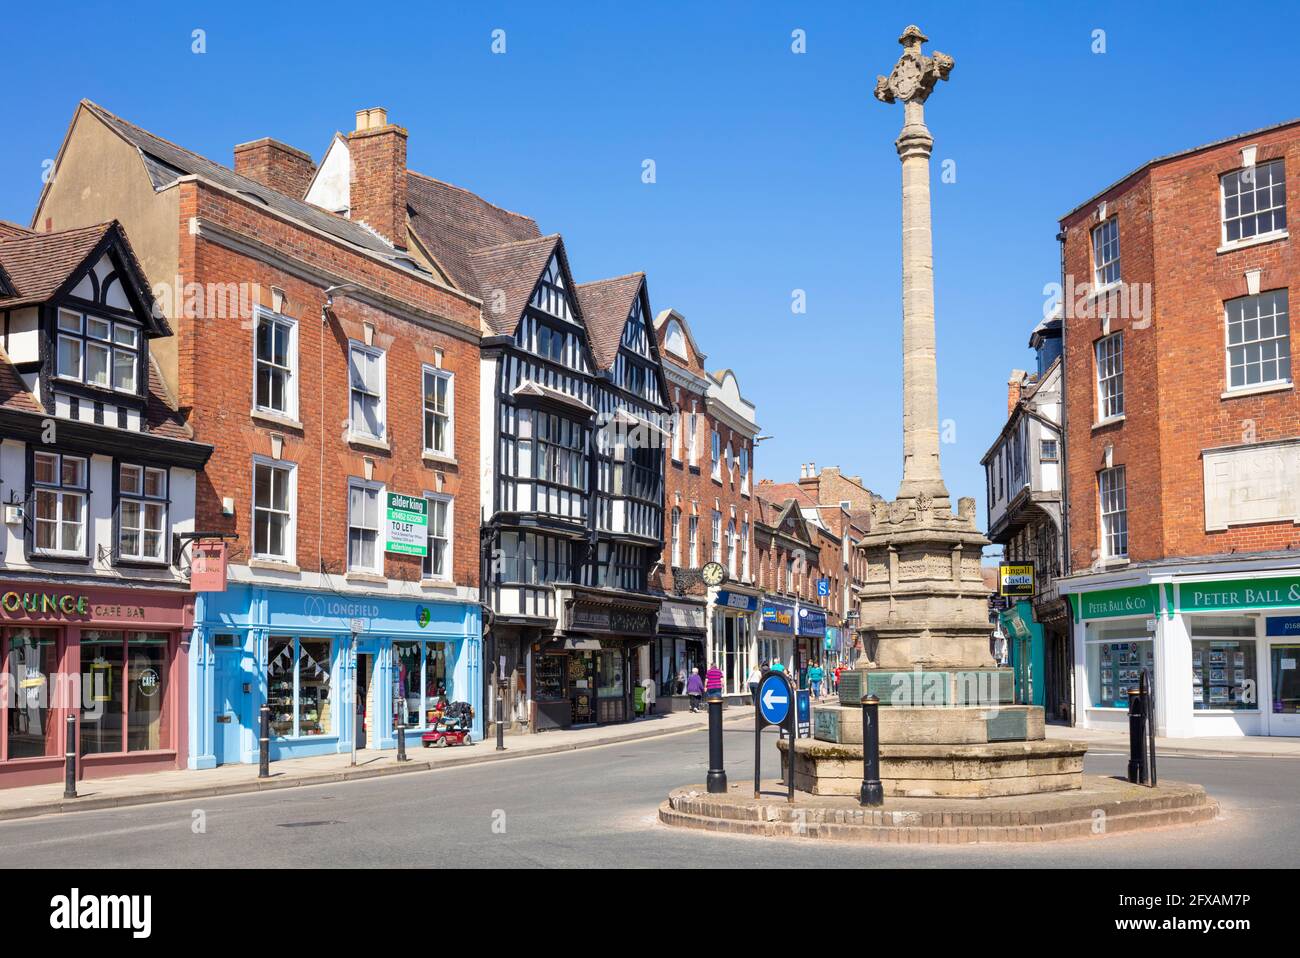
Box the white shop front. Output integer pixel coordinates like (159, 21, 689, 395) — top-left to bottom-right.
(1062, 562, 1300, 738)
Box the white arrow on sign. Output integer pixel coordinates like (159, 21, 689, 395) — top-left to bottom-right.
(762, 686, 789, 712)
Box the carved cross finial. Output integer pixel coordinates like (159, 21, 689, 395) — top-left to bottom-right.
(874, 24, 953, 106)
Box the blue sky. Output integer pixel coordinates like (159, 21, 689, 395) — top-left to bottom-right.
(4, 1, 1300, 544)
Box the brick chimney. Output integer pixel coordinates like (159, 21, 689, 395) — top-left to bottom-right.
(799, 461, 820, 498)
(347, 107, 408, 249)
(1007, 369, 1027, 416)
(234, 138, 316, 199)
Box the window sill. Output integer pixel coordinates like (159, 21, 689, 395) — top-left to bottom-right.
(114, 558, 172, 570)
(1221, 381, 1292, 400)
(1193, 709, 1261, 715)
(250, 409, 303, 431)
(1101, 558, 1131, 570)
(421, 451, 458, 468)
(1091, 415, 1125, 431)
(348, 434, 390, 453)
(420, 578, 455, 590)
(344, 571, 387, 586)
(1216, 230, 1288, 255)
(29, 553, 90, 565)
(1087, 280, 1123, 302)
(249, 559, 301, 574)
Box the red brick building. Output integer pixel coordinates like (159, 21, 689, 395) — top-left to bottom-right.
(651, 308, 760, 700)
(1056, 118, 1300, 738)
(35, 102, 486, 765)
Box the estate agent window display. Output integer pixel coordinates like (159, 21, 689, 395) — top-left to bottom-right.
(1085, 622, 1154, 709)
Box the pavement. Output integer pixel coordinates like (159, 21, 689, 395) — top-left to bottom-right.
(0, 703, 755, 823)
(1044, 722, 1300, 757)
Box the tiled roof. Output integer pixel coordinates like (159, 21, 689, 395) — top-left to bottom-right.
(144, 354, 193, 439)
(406, 171, 540, 294)
(756, 480, 816, 507)
(0, 220, 34, 240)
(0, 346, 42, 414)
(575, 273, 643, 370)
(469, 234, 565, 336)
(80, 101, 427, 276)
(0, 222, 114, 308)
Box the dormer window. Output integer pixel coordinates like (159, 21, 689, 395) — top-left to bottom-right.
(56, 309, 139, 394)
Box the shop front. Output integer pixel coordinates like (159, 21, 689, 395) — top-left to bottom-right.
(1065, 568, 1300, 738)
(758, 597, 795, 675)
(654, 597, 706, 708)
(530, 586, 660, 731)
(189, 585, 481, 768)
(708, 587, 758, 700)
(0, 581, 193, 788)
(796, 604, 827, 687)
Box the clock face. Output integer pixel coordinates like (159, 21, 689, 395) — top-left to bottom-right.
(701, 562, 726, 587)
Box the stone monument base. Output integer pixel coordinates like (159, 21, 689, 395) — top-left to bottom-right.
(779, 735, 1088, 798)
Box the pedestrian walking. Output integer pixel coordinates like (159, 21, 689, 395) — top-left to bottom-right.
(685, 668, 705, 712)
(706, 662, 724, 699)
(640, 675, 656, 715)
(746, 662, 763, 703)
(808, 661, 824, 699)
(676, 668, 687, 695)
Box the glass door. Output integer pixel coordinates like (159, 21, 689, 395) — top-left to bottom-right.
(1268, 643, 1300, 736)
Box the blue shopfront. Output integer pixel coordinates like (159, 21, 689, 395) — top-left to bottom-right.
(188, 585, 482, 768)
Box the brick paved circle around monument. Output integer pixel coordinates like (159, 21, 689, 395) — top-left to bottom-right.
(658, 775, 1219, 844)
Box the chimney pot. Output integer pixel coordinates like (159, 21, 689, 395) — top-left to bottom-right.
(347, 107, 407, 248)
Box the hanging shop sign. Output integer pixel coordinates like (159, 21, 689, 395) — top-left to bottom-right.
(384, 493, 428, 556)
(190, 540, 228, 593)
(998, 562, 1034, 597)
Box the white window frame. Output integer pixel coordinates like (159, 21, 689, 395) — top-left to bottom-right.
(1095, 333, 1124, 422)
(688, 514, 699, 567)
(687, 410, 699, 466)
(253, 307, 298, 419)
(1099, 466, 1128, 560)
(423, 492, 453, 582)
(671, 397, 682, 462)
(348, 342, 387, 442)
(739, 444, 750, 495)
(1092, 217, 1120, 289)
(711, 429, 721, 480)
(1221, 159, 1287, 246)
(31, 451, 88, 558)
(347, 478, 384, 574)
(711, 510, 722, 563)
(118, 463, 168, 562)
(422, 365, 454, 457)
(1224, 290, 1291, 392)
(252, 457, 296, 563)
(56, 309, 140, 394)
(670, 506, 682, 567)
(741, 520, 750, 580)
(727, 519, 738, 578)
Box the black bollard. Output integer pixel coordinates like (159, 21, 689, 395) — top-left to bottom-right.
(1126, 687, 1147, 784)
(495, 684, 506, 752)
(706, 690, 727, 793)
(859, 694, 883, 807)
(396, 718, 408, 762)
(1141, 669, 1157, 787)
(63, 713, 77, 799)
(258, 704, 270, 779)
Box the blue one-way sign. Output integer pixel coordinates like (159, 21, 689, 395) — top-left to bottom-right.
(758, 673, 792, 726)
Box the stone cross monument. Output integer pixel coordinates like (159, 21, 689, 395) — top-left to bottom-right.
(855, 26, 993, 673)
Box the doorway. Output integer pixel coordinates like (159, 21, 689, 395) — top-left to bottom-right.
(213, 644, 244, 766)
(356, 653, 372, 749)
(1268, 642, 1300, 736)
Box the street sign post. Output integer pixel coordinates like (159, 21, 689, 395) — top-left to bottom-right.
(816, 577, 830, 597)
(754, 669, 796, 803)
(796, 688, 811, 737)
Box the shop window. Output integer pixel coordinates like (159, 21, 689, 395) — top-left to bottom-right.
(1085, 625, 1154, 708)
(118, 463, 169, 562)
(81, 631, 171, 754)
(2, 629, 59, 760)
(1190, 618, 1258, 710)
(393, 641, 450, 727)
(1272, 644, 1300, 715)
(267, 637, 334, 738)
(32, 451, 87, 558)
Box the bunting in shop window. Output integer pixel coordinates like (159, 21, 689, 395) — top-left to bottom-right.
(269, 643, 293, 676)
(299, 646, 330, 682)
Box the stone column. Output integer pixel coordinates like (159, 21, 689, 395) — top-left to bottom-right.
(876, 26, 953, 508)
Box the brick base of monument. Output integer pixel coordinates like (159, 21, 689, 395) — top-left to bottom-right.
(658, 777, 1219, 844)
(780, 736, 1089, 798)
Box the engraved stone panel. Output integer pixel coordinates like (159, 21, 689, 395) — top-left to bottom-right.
(1203, 440, 1300, 531)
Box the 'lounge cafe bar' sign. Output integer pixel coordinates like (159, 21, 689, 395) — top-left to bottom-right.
(1, 591, 90, 617)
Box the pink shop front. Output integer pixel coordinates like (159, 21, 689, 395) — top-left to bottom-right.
(0, 581, 193, 788)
